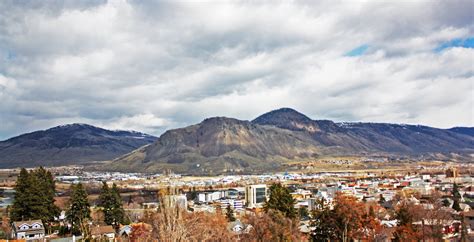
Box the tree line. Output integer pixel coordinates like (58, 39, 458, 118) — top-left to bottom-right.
(9, 168, 126, 238)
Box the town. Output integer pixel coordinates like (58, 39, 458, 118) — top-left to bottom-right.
(0, 162, 472, 241)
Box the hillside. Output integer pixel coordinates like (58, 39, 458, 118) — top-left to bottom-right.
(106, 108, 473, 174)
(107, 117, 332, 174)
(0, 124, 157, 168)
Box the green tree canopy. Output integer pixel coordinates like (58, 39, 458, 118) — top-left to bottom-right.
(66, 183, 91, 236)
(98, 182, 126, 227)
(452, 183, 462, 211)
(310, 198, 336, 241)
(263, 183, 296, 219)
(10, 167, 60, 224)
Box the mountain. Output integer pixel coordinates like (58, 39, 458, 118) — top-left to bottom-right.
(448, 127, 474, 136)
(106, 108, 473, 174)
(0, 124, 157, 168)
(106, 117, 328, 174)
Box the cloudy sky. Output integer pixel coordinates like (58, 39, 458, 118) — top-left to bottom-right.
(0, 0, 473, 139)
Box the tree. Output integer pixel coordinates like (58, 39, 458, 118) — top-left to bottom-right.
(242, 210, 302, 242)
(31, 167, 60, 226)
(192, 211, 234, 241)
(98, 182, 125, 228)
(130, 223, 152, 242)
(363, 205, 384, 241)
(452, 183, 462, 211)
(310, 193, 383, 241)
(379, 194, 386, 204)
(298, 206, 309, 219)
(393, 201, 420, 241)
(148, 194, 234, 241)
(66, 183, 91, 236)
(226, 204, 236, 222)
(10, 168, 30, 221)
(442, 198, 450, 207)
(310, 198, 336, 241)
(10, 167, 59, 226)
(263, 183, 296, 219)
(111, 183, 126, 225)
(151, 195, 198, 241)
(331, 193, 369, 241)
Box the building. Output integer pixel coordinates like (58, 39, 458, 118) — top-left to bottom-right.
(245, 184, 267, 208)
(446, 167, 458, 178)
(219, 199, 245, 210)
(197, 191, 223, 203)
(11, 220, 45, 240)
(91, 225, 115, 240)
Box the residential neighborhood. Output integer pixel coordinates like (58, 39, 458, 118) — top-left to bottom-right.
(0, 163, 472, 241)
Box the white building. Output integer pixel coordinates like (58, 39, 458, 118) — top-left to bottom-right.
(197, 191, 223, 203)
(245, 184, 267, 208)
(11, 220, 45, 240)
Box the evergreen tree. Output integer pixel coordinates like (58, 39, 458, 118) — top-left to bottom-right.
(10, 168, 30, 221)
(98, 182, 126, 228)
(453, 183, 461, 198)
(10, 167, 59, 224)
(298, 206, 309, 219)
(396, 203, 414, 227)
(378, 194, 386, 204)
(393, 202, 418, 241)
(98, 182, 113, 225)
(111, 183, 126, 225)
(225, 204, 235, 222)
(442, 199, 450, 207)
(452, 199, 461, 211)
(452, 183, 462, 211)
(31, 167, 60, 224)
(263, 183, 296, 219)
(310, 198, 335, 241)
(66, 183, 91, 236)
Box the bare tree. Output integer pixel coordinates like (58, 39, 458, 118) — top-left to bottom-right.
(416, 192, 453, 240)
(148, 189, 234, 241)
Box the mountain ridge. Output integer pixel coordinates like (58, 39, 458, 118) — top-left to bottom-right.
(0, 123, 157, 168)
(1, 109, 472, 172)
(105, 108, 473, 174)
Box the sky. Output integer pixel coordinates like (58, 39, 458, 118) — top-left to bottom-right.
(0, 0, 473, 140)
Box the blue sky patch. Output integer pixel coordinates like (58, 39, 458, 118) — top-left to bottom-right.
(345, 44, 369, 56)
(435, 37, 474, 52)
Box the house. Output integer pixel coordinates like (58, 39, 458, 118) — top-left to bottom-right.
(11, 220, 45, 240)
(227, 220, 251, 234)
(465, 210, 474, 234)
(118, 224, 132, 238)
(91, 225, 115, 240)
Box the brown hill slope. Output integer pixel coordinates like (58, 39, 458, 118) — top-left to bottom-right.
(106, 108, 473, 174)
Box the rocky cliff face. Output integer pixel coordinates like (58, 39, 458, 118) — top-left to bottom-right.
(107, 108, 473, 174)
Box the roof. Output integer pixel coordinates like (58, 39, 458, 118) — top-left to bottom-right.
(464, 210, 474, 217)
(12, 220, 44, 233)
(91, 225, 115, 235)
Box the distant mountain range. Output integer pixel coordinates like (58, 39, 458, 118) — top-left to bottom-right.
(0, 108, 472, 172)
(0, 124, 157, 168)
(105, 108, 473, 174)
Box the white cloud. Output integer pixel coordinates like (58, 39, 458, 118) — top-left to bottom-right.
(0, 0, 472, 139)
